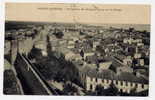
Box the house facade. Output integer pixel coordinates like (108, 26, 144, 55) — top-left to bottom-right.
(78, 66, 149, 94)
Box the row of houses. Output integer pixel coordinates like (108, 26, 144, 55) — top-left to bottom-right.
(77, 62, 149, 93)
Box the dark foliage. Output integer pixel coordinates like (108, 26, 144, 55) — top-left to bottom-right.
(62, 83, 78, 95)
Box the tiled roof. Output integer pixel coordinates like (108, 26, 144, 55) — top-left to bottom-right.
(81, 66, 116, 80)
(81, 66, 148, 84)
(116, 72, 148, 84)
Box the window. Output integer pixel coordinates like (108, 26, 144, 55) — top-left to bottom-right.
(116, 80, 118, 85)
(135, 83, 138, 88)
(121, 81, 123, 86)
(142, 84, 144, 89)
(120, 89, 123, 93)
(96, 78, 98, 82)
(90, 84, 93, 90)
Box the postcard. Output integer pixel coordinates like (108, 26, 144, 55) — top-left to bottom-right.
(4, 3, 150, 96)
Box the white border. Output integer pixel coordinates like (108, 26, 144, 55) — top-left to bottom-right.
(0, 0, 154, 100)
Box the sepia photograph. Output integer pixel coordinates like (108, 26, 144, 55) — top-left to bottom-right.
(4, 3, 150, 96)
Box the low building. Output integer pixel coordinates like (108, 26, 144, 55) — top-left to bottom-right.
(78, 65, 148, 94)
(65, 51, 82, 61)
(67, 39, 75, 49)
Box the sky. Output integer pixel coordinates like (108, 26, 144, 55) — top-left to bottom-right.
(5, 3, 150, 25)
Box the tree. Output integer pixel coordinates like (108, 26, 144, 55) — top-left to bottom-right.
(95, 84, 106, 95)
(28, 46, 42, 60)
(106, 82, 119, 96)
(53, 31, 64, 39)
(130, 87, 137, 96)
(129, 27, 134, 32)
(94, 83, 119, 96)
(63, 83, 78, 95)
(130, 87, 148, 96)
